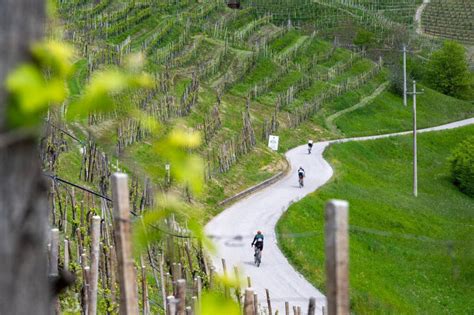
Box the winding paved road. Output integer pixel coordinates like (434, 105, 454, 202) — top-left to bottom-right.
(205, 117, 474, 314)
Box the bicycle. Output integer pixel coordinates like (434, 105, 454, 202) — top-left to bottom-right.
(254, 246, 262, 267)
(298, 175, 304, 188)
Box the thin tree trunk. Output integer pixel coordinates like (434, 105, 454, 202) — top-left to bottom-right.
(0, 1, 50, 314)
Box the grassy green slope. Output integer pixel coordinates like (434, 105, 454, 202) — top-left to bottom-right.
(335, 86, 474, 136)
(277, 125, 474, 313)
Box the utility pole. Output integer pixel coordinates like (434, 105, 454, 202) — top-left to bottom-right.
(407, 81, 424, 197)
(403, 44, 407, 106)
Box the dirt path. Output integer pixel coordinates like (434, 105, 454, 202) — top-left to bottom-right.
(326, 81, 389, 133)
(205, 117, 474, 314)
(415, 0, 431, 35)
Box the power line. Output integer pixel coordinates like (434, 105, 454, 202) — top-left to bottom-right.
(45, 120, 84, 145)
(43, 173, 112, 202)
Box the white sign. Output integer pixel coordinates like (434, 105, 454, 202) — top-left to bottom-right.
(268, 135, 279, 151)
(165, 163, 170, 171)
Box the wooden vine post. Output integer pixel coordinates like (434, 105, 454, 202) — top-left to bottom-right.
(244, 288, 255, 315)
(325, 200, 349, 315)
(111, 173, 139, 314)
(89, 215, 101, 315)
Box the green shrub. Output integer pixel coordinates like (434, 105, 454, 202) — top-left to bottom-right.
(449, 136, 474, 197)
(354, 29, 375, 50)
(426, 41, 470, 98)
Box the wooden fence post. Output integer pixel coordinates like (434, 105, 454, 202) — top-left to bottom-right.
(325, 200, 349, 315)
(191, 296, 198, 315)
(50, 228, 59, 276)
(177, 279, 186, 315)
(285, 301, 289, 315)
(89, 215, 101, 315)
(112, 173, 139, 315)
(64, 239, 70, 271)
(244, 288, 255, 315)
(253, 293, 258, 315)
(141, 257, 150, 315)
(307, 297, 316, 315)
(221, 258, 229, 298)
(265, 288, 272, 315)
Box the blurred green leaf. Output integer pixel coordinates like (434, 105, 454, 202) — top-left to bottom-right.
(201, 292, 240, 315)
(32, 41, 74, 77)
(67, 69, 153, 120)
(154, 128, 204, 195)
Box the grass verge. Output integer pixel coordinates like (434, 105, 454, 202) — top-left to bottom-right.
(277, 125, 474, 314)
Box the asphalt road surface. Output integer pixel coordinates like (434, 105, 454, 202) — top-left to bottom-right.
(205, 117, 474, 314)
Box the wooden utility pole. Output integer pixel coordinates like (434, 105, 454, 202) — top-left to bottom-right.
(0, 1, 50, 313)
(325, 200, 349, 315)
(112, 173, 139, 314)
(89, 216, 101, 315)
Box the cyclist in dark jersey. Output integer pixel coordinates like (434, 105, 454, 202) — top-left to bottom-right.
(251, 230, 264, 252)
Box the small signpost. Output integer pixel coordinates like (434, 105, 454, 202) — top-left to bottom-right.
(165, 163, 171, 185)
(268, 135, 279, 151)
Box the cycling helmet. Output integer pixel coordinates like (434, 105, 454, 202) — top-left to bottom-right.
(257, 230, 262, 234)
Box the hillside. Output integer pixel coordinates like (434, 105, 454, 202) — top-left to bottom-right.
(29, 0, 474, 313)
(277, 125, 474, 313)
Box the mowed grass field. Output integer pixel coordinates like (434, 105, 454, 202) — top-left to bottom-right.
(334, 86, 474, 137)
(276, 125, 474, 314)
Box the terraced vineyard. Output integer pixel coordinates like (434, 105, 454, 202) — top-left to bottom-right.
(15, 0, 469, 313)
(57, 0, 397, 208)
(421, 0, 474, 44)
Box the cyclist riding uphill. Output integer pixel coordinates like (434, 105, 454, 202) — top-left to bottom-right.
(298, 166, 305, 188)
(251, 230, 264, 253)
(308, 140, 313, 154)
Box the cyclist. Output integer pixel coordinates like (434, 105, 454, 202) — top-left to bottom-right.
(308, 140, 313, 154)
(251, 231, 264, 255)
(298, 166, 305, 187)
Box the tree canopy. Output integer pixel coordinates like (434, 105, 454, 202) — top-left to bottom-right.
(426, 40, 469, 97)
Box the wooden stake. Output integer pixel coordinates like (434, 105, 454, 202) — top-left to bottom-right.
(209, 267, 214, 289)
(221, 258, 229, 297)
(109, 245, 117, 303)
(194, 276, 202, 302)
(177, 279, 186, 315)
(88, 215, 101, 315)
(247, 276, 252, 288)
(325, 200, 349, 315)
(285, 302, 289, 315)
(167, 295, 177, 315)
(244, 288, 255, 315)
(141, 257, 150, 315)
(253, 293, 258, 315)
(83, 266, 90, 314)
(307, 297, 316, 315)
(234, 267, 241, 305)
(64, 239, 69, 271)
(160, 254, 168, 308)
(111, 173, 139, 315)
(191, 296, 198, 315)
(50, 228, 59, 276)
(265, 288, 272, 315)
